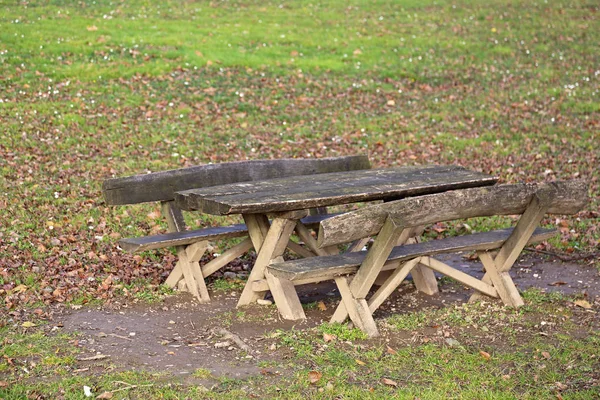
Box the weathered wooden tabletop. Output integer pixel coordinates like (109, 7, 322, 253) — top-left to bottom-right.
(174, 165, 498, 215)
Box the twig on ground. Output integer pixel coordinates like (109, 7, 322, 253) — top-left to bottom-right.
(109, 381, 154, 394)
(77, 354, 110, 361)
(109, 333, 133, 341)
(212, 328, 252, 353)
(524, 248, 600, 262)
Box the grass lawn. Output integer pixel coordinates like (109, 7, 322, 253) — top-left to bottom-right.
(0, 0, 598, 397)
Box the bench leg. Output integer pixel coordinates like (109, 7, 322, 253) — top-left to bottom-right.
(367, 258, 422, 313)
(469, 192, 552, 305)
(477, 251, 523, 307)
(265, 268, 306, 320)
(172, 242, 211, 303)
(404, 228, 439, 296)
(334, 277, 379, 337)
(410, 263, 439, 296)
(330, 217, 406, 326)
(237, 217, 298, 307)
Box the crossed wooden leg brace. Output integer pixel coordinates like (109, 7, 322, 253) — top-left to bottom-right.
(328, 193, 551, 337)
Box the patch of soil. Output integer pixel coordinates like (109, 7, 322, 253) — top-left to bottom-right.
(56, 254, 599, 380)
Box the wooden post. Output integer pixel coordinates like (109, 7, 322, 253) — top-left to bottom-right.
(237, 216, 299, 307)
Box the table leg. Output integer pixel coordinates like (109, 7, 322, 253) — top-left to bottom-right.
(237, 215, 299, 307)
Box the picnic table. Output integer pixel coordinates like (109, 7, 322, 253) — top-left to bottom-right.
(174, 165, 498, 311)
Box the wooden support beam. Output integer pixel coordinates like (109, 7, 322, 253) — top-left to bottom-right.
(419, 256, 498, 298)
(470, 192, 552, 303)
(202, 238, 253, 278)
(237, 217, 298, 306)
(367, 257, 421, 313)
(334, 277, 379, 337)
(265, 272, 306, 320)
(477, 251, 522, 306)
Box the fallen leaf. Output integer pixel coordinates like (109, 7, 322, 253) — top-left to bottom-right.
(317, 301, 327, 311)
(479, 350, 491, 360)
(542, 351, 551, 359)
(308, 370, 322, 384)
(96, 392, 113, 399)
(353, 49, 362, 55)
(548, 281, 567, 286)
(386, 100, 395, 106)
(86, 25, 98, 31)
(355, 359, 366, 366)
(574, 300, 592, 309)
(22, 321, 36, 328)
(381, 378, 398, 387)
(386, 346, 397, 355)
(323, 333, 334, 342)
(0, 381, 8, 387)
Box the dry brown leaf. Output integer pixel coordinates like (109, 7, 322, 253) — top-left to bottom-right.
(574, 300, 592, 309)
(386, 346, 397, 355)
(323, 333, 334, 342)
(86, 25, 98, 31)
(381, 378, 398, 387)
(542, 351, 551, 359)
(96, 392, 113, 399)
(317, 301, 327, 311)
(548, 281, 567, 286)
(308, 370, 322, 384)
(0, 381, 8, 387)
(355, 359, 366, 366)
(479, 350, 491, 360)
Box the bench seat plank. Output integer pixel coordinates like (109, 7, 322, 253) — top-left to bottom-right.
(119, 213, 338, 253)
(267, 227, 556, 282)
(175, 165, 498, 214)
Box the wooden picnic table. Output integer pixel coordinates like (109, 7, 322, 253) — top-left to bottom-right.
(174, 165, 498, 309)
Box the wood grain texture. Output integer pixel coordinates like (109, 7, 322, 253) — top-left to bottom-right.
(103, 156, 370, 205)
(119, 213, 337, 253)
(318, 180, 588, 247)
(267, 227, 556, 282)
(175, 165, 497, 214)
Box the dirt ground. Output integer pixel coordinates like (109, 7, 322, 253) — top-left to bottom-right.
(56, 254, 600, 383)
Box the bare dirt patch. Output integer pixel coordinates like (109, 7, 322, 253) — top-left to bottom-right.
(55, 254, 599, 381)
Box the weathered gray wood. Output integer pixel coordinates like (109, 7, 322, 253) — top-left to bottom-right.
(103, 156, 370, 205)
(318, 181, 588, 247)
(334, 277, 379, 337)
(470, 193, 552, 304)
(161, 201, 187, 232)
(367, 258, 422, 313)
(418, 256, 498, 298)
(267, 227, 556, 282)
(265, 272, 306, 320)
(349, 217, 405, 299)
(175, 165, 497, 214)
(119, 213, 337, 253)
(202, 238, 253, 278)
(120, 224, 250, 252)
(237, 218, 298, 306)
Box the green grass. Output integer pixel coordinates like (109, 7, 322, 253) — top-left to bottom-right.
(0, 0, 598, 396)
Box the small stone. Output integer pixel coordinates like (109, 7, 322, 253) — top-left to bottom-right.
(445, 338, 461, 347)
(257, 299, 273, 306)
(223, 272, 237, 279)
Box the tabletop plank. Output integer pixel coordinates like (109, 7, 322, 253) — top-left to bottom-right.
(175, 165, 497, 215)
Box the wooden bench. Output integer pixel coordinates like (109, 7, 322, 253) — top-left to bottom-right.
(266, 180, 588, 337)
(102, 156, 371, 302)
